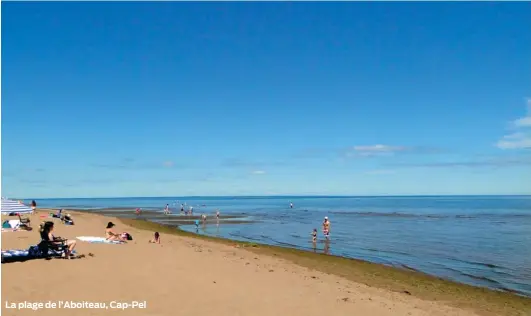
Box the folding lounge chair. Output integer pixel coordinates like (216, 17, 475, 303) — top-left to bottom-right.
(17, 214, 32, 230)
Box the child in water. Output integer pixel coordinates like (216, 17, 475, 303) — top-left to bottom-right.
(149, 232, 160, 244)
(195, 219, 200, 230)
(311, 228, 318, 243)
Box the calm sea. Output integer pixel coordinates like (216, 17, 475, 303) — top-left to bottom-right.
(33, 195, 531, 296)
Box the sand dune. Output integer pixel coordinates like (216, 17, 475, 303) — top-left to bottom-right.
(2, 211, 480, 316)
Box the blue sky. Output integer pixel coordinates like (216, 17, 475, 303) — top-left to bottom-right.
(2, 2, 531, 198)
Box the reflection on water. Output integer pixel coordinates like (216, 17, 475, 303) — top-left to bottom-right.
(324, 240, 330, 255)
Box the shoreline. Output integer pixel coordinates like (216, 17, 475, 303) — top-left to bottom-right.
(36, 208, 531, 315)
(67, 208, 530, 296)
(2, 209, 530, 315)
(118, 219, 531, 316)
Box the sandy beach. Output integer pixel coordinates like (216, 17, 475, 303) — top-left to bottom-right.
(1, 210, 529, 316)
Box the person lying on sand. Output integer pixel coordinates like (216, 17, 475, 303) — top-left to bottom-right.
(40, 221, 77, 258)
(61, 213, 74, 225)
(149, 232, 161, 244)
(105, 222, 126, 242)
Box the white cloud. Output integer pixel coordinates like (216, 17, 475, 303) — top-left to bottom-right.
(353, 144, 407, 152)
(496, 99, 531, 150)
(251, 170, 266, 175)
(347, 144, 409, 157)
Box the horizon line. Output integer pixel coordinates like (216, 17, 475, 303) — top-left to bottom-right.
(13, 194, 531, 200)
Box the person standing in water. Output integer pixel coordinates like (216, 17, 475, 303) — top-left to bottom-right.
(180, 204, 184, 214)
(311, 228, 318, 252)
(322, 216, 331, 240)
(289, 202, 293, 209)
(164, 204, 170, 215)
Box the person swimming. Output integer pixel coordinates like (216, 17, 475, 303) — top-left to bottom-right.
(311, 228, 317, 243)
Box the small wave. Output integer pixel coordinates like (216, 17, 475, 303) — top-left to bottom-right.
(455, 215, 475, 219)
(460, 273, 502, 286)
(362, 247, 413, 257)
(499, 287, 530, 297)
(331, 211, 419, 218)
(449, 258, 502, 269)
(397, 263, 421, 272)
(329, 211, 531, 220)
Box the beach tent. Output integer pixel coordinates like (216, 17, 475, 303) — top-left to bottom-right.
(1, 198, 32, 215)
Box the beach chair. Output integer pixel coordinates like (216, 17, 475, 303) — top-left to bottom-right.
(30, 228, 69, 259)
(18, 214, 31, 227)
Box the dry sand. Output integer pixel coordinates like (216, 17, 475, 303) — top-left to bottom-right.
(0, 210, 487, 315)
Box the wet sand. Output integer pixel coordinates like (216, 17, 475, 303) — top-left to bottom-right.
(1, 210, 529, 316)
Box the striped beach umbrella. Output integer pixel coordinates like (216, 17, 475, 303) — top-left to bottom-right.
(1, 198, 32, 215)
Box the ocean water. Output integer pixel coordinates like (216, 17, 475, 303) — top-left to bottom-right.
(33, 195, 531, 296)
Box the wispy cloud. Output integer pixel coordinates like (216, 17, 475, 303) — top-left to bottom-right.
(496, 99, 531, 150)
(386, 154, 531, 169)
(220, 158, 286, 168)
(163, 161, 175, 168)
(349, 145, 408, 157)
(344, 144, 440, 158)
(251, 170, 266, 175)
(91, 158, 180, 170)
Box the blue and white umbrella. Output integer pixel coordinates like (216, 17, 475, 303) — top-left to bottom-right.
(1, 198, 32, 215)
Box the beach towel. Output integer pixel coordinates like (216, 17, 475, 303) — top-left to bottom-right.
(1, 247, 76, 263)
(76, 236, 123, 244)
(7, 220, 20, 229)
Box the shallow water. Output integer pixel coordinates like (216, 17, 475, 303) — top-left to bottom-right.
(35, 195, 531, 296)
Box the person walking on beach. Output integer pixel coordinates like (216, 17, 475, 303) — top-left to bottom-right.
(31, 200, 37, 214)
(322, 216, 331, 240)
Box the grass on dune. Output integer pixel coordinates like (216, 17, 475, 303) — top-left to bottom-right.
(120, 217, 531, 316)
